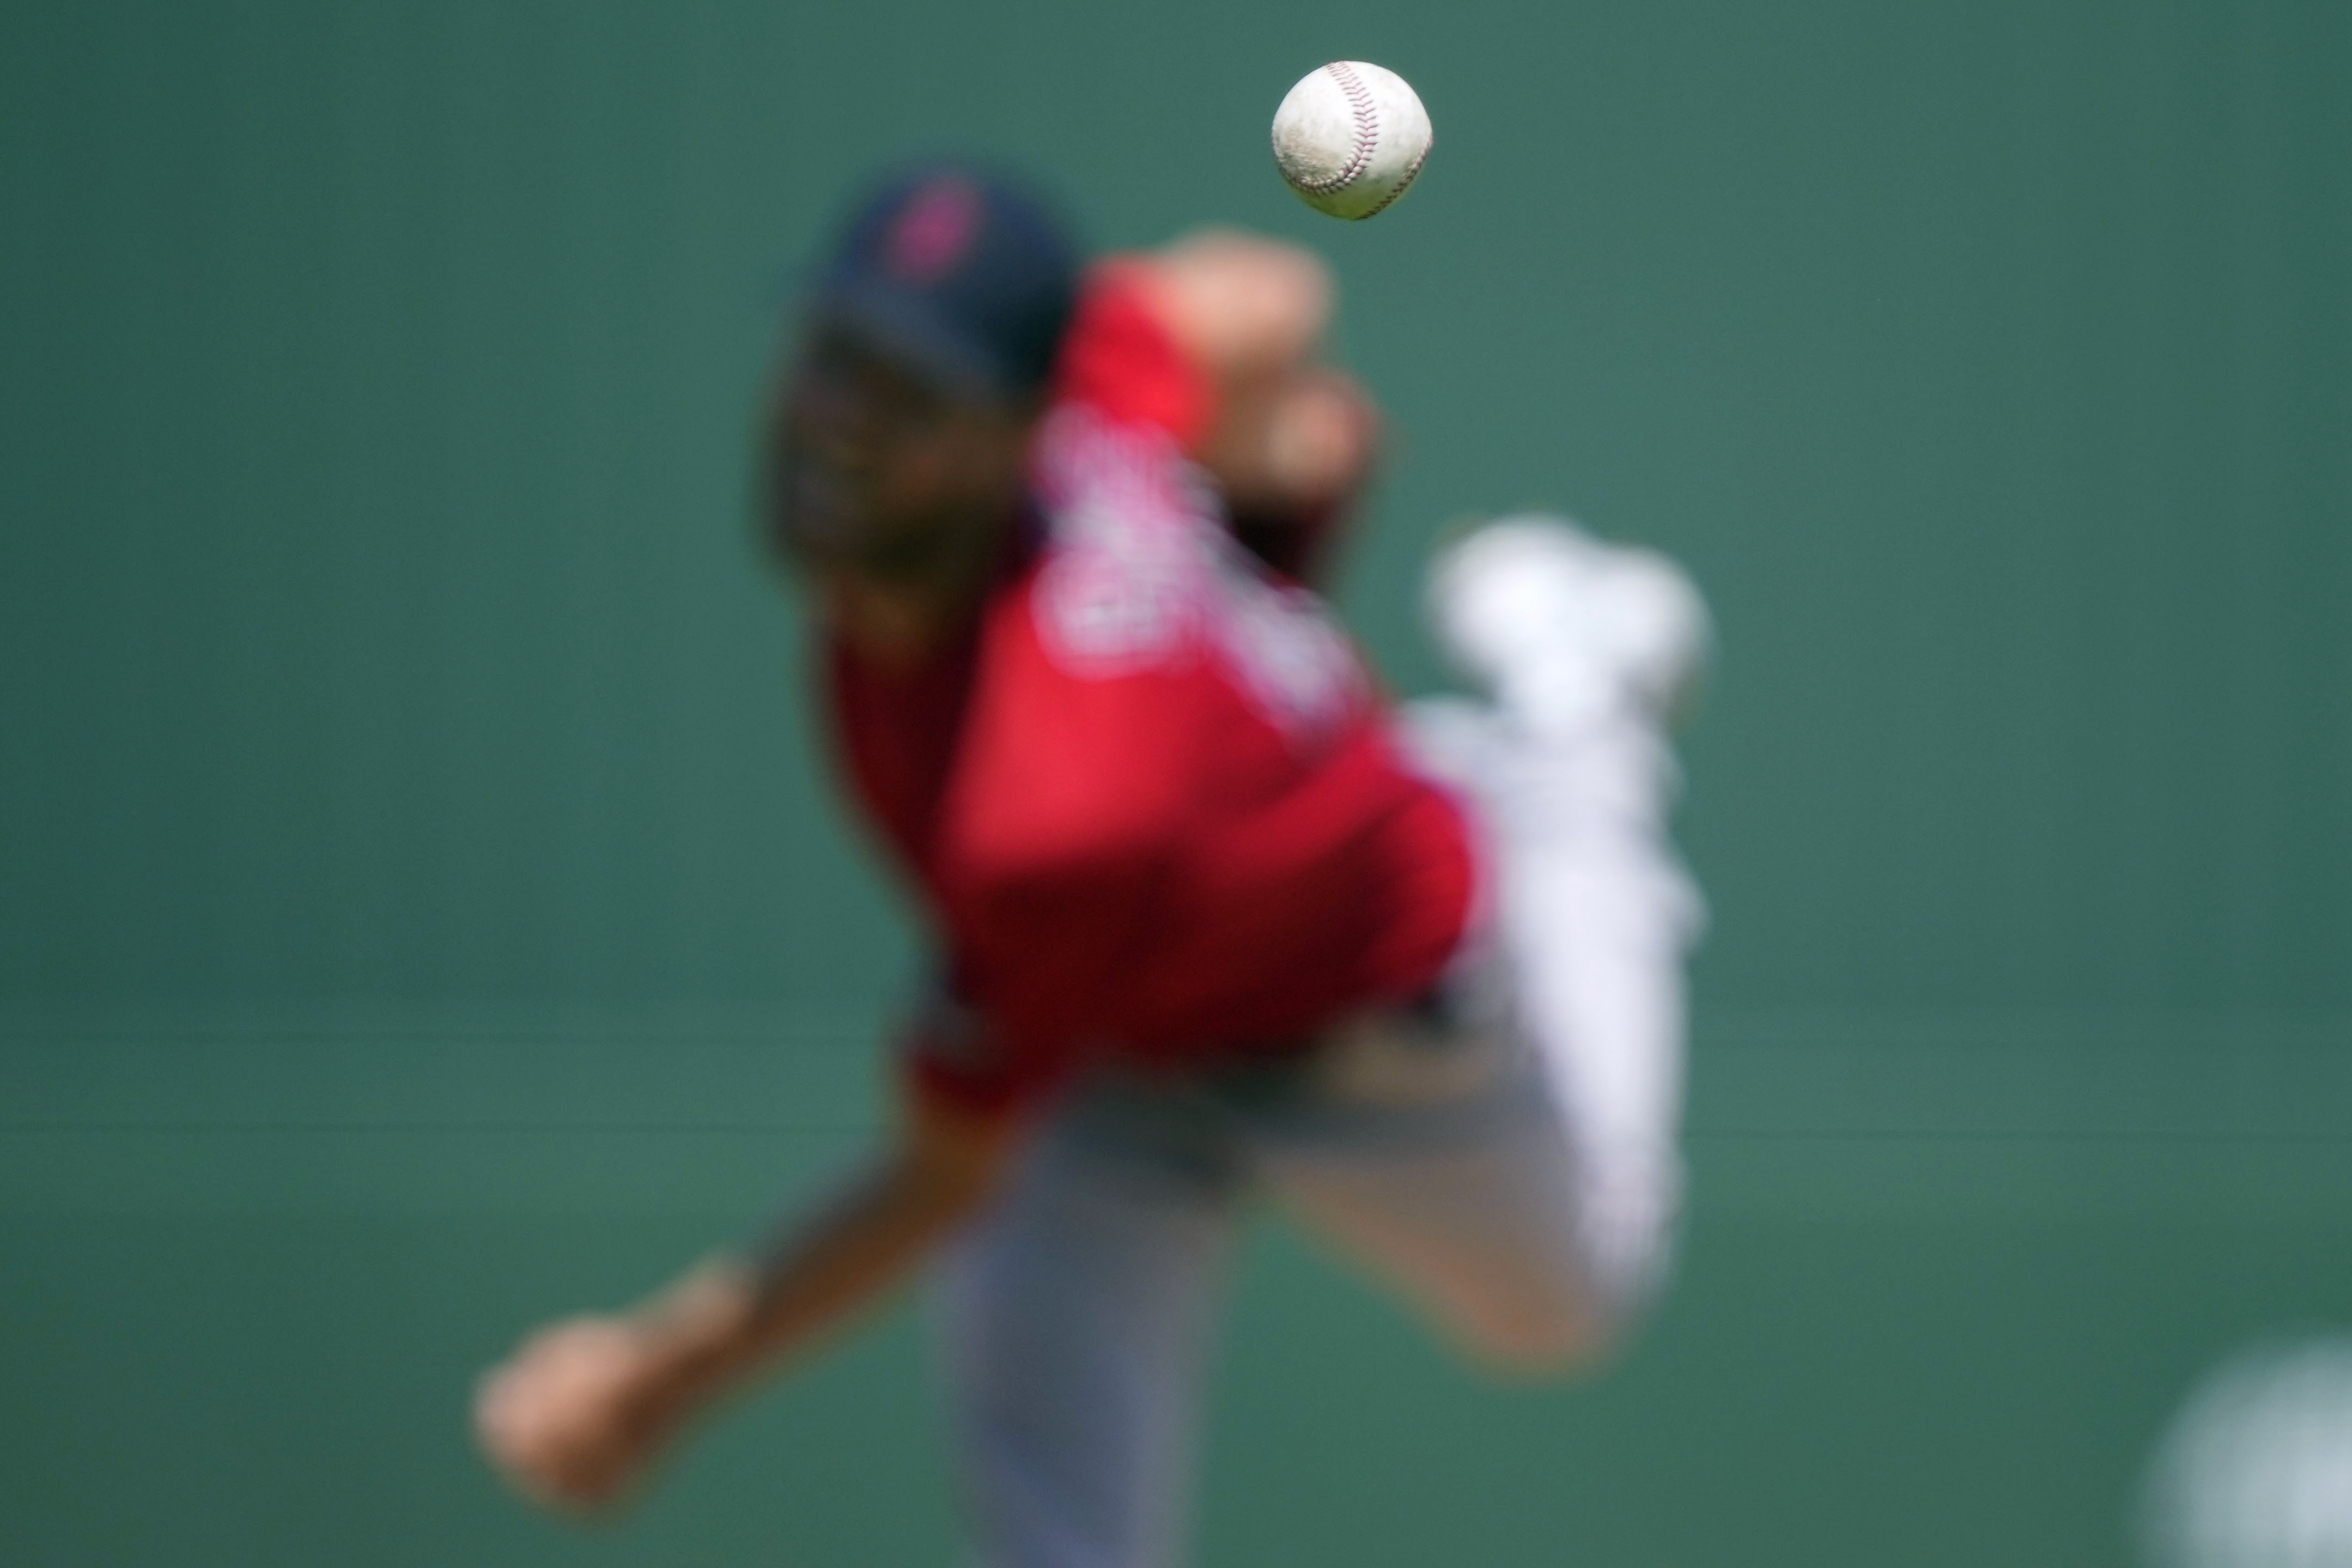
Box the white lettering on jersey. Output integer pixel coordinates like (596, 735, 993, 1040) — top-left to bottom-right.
(1031, 408, 1362, 736)
(1210, 561, 1361, 733)
(1032, 409, 1208, 667)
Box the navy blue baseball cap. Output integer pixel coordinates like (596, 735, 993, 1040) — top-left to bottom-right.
(809, 162, 1080, 403)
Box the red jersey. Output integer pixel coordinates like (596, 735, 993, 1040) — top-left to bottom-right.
(824, 268, 1475, 1115)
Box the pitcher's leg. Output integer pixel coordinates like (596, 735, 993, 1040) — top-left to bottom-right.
(934, 1081, 1244, 1568)
(1376, 706, 1698, 1354)
(1253, 1039, 1607, 1368)
(1497, 837, 1694, 1320)
(1300, 514, 1705, 1366)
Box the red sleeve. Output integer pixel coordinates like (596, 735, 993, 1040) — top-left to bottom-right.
(1049, 259, 1217, 449)
(1052, 260, 1376, 591)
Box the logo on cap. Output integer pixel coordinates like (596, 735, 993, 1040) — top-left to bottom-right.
(884, 177, 982, 283)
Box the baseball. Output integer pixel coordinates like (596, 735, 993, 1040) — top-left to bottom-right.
(1270, 62, 1432, 220)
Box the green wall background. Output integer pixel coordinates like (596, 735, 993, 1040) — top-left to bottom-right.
(3, 2, 2348, 1564)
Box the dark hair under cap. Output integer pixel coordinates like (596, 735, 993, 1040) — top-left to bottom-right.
(811, 162, 1079, 402)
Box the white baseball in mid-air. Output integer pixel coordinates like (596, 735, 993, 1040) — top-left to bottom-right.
(1271, 61, 1432, 220)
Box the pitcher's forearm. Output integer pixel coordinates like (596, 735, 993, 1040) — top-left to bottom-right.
(731, 1162, 980, 1371)
(633, 1113, 1018, 1414)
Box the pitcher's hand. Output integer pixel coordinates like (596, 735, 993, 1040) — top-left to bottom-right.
(475, 1314, 680, 1514)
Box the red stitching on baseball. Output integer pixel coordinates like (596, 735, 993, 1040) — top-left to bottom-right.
(1357, 135, 1429, 217)
(1285, 61, 1380, 196)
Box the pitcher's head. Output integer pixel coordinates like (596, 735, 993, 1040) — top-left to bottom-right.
(767, 165, 1078, 578)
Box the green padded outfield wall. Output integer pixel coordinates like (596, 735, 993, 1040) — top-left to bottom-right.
(3, 2, 2347, 1564)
